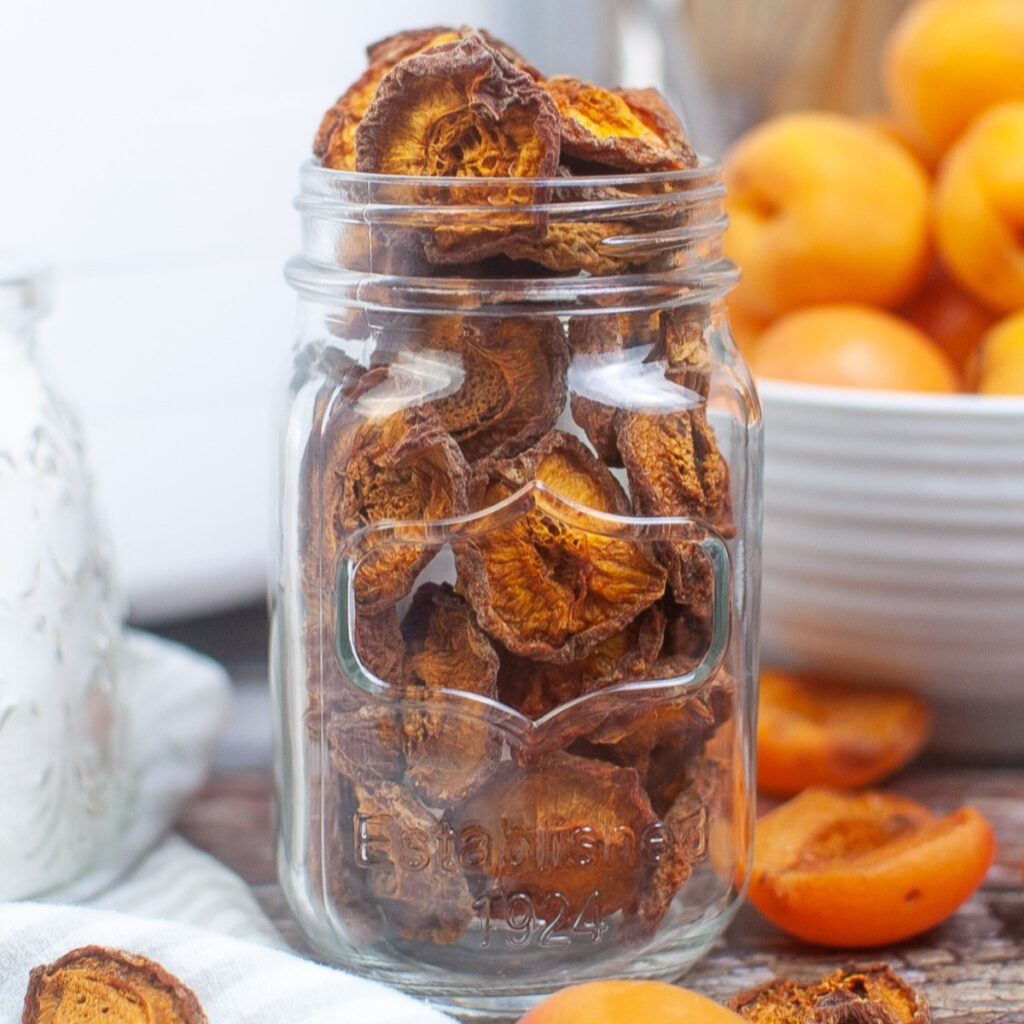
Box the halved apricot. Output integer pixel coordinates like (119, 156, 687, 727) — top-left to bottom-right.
(757, 668, 932, 797)
(519, 980, 744, 1024)
(748, 787, 995, 947)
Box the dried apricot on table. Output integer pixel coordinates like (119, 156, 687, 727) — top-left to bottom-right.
(727, 962, 932, 1023)
(757, 667, 932, 797)
(749, 787, 996, 947)
(23, 946, 208, 1024)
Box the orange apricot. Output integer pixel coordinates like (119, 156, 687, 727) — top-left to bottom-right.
(723, 113, 930, 320)
(519, 979, 744, 1024)
(750, 304, 959, 392)
(932, 102, 1024, 313)
(973, 309, 1024, 395)
(748, 787, 996, 947)
(897, 259, 999, 379)
(883, 0, 1024, 165)
(757, 668, 932, 798)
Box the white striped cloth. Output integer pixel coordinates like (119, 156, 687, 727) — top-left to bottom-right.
(0, 902, 456, 1023)
(0, 631, 457, 1022)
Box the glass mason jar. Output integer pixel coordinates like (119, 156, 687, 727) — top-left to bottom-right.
(272, 164, 762, 1017)
(0, 257, 127, 900)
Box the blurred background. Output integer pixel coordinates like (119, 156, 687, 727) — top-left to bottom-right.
(0, 0, 908, 625)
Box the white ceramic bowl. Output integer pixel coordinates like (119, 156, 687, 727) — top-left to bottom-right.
(758, 379, 1024, 757)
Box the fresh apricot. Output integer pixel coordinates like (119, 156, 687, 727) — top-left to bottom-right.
(727, 297, 771, 359)
(518, 979, 745, 1024)
(883, 0, 1024, 165)
(748, 787, 996, 947)
(973, 309, 1024, 395)
(723, 113, 930, 321)
(897, 259, 999, 379)
(750, 304, 959, 392)
(757, 668, 932, 798)
(932, 102, 1024, 313)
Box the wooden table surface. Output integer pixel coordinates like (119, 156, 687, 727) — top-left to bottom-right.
(163, 605, 1024, 1023)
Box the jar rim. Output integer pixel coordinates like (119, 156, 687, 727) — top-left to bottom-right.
(298, 157, 724, 191)
(287, 158, 737, 314)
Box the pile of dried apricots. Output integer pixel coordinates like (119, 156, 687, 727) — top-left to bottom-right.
(724, 0, 1024, 396)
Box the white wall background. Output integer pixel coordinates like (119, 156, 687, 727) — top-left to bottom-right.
(0, 1, 619, 622)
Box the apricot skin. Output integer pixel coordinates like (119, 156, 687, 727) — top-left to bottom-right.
(518, 979, 745, 1024)
(723, 113, 930, 321)
(748, 788, 996, 948)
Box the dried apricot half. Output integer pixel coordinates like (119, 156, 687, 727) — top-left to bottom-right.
(749, 787, 995, 947)
(757, 668, 932, 797)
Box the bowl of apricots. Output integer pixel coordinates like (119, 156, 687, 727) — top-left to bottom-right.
(722, 0, 1024, 756)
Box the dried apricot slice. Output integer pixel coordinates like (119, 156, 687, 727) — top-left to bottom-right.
(355, 35, 559, 179)
(727, 963, 932, 1023)
(400, 582, 502, 804)
(314, 27, 462, 171)
(757, 668, 932, 797)
(304, 383, 469, 612)
(749, 787, 996, 947)
(456, 431, 667, 662)
(374, 314, 569, 463)
(448, 753, 658, 920)
(544, 76, 696, 171)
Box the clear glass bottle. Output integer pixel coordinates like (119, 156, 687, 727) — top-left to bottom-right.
(0, 257, 127, 899)
(272, 165, 762, 1018)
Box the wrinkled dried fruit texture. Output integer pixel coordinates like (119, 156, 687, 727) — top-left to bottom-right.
(659, 306, 716, 396)
(617, 405, 732, 633)
(498, 602, 666, 720)
(326, 703, 404, 784)
(22, 946, 209, 1024)
(400, 583, 502, 804)
(727, 964, 932, 1024)
(379, 314, 569, 463)
(306, 386, 468, 612)
(347, 778, 475, 944)
(304, 597, 404, 732)
(314, 27, 463, 171)
(448, 754, 658, 918)
(457, 431, 667, 662)
(622, 755, 722, 938)
(544, 77, 697, 172)
(367, 26, 542, 83)
(355, 36, 560, 263)
(576, 663, 734, 815)
(502, 218, 658, 275)
(357, 35, 559, 179)
(319, 775, 387, 946)
(568, 311, 671, 464)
